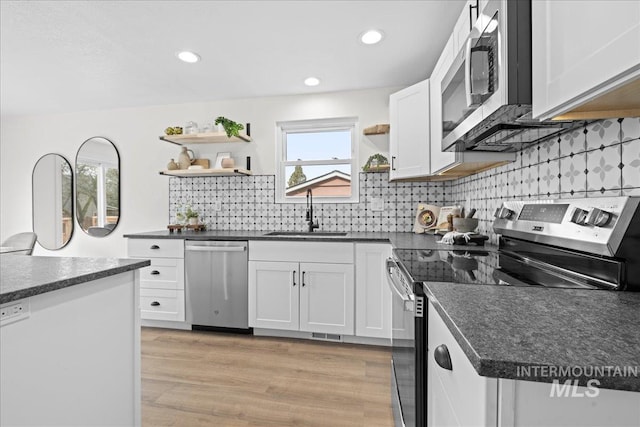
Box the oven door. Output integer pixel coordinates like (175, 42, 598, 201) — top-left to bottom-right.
(386, 258, 424, 427)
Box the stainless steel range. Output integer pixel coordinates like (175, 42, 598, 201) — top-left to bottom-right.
(387, 196, 640, 427)
(493, 196, 640, 291)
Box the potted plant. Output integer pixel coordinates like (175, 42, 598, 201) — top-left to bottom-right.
(215, 116, 245, 138)
(362, 153, 389, 172)
(176, 205, 199, 225)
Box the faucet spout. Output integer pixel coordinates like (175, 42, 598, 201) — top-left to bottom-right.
(306, 189, 319, 232)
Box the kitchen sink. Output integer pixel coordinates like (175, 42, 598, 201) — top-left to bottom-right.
(265, 231, 348, 237)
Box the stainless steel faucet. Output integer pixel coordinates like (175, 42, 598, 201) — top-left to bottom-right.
(306, 189, 319, 232)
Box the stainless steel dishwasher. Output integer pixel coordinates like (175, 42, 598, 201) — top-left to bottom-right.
(185, 240, 250, 332)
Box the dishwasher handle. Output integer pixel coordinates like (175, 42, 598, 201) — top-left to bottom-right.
(185, 245, 246, 253)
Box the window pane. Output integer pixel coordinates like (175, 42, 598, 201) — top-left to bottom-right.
(285, 164, 352, 198)
(286, 130, 351, 161)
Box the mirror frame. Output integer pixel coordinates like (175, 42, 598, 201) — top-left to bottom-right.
(75, 136, 121, 237)
(32, 153, 74, 250)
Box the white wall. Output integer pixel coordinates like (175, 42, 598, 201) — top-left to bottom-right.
(0, 87, 399, 257)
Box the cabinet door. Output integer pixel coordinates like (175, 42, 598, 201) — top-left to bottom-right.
(248, 261, 299, 331)
(389, 80, 431, 180)
(355, 243, 392, 339)
(532, 1, 640, 120)
(427, 301, 497, 427)
(299, 263, 355, 335)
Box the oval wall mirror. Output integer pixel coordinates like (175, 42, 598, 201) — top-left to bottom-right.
(32, 153, 74, 250)
(75, 136, 120, 237)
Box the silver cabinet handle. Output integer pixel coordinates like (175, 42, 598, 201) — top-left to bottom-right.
(292, 270, 297, 287)
(434, 345, 453, 370)
(185, 245, 246, 252)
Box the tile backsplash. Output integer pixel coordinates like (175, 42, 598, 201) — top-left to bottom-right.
(168, 118, 639, 239)
(449, 118, 640, 242)
(169, 173, 449, 233)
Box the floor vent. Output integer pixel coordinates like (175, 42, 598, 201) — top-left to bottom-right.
(311, 332, 343, 342)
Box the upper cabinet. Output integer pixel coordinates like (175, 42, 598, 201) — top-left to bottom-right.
(389, 79, 431, 180)
(532, 1, 640, 120)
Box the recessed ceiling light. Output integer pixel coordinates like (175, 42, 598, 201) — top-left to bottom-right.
(176, 51, 200, 63)
(360, 29, 384, 45)
(304, 77, 320, 87)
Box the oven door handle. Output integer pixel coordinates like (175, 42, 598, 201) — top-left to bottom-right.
(385, 258, 415, 308)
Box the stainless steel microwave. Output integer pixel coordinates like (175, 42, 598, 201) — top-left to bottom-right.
(441, 0, 580, 152)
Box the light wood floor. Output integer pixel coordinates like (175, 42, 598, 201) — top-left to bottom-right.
(141, 327, 394, 426)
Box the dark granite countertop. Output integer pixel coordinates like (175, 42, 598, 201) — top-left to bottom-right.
(0, 256, 151, 304)
(425, 282, 640, 392)
(123, 230, 497, 252)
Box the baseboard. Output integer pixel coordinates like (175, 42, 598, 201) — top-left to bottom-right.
(253, 328, 391, 347)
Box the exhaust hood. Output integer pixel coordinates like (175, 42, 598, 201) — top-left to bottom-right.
(453, 105, 586, 152)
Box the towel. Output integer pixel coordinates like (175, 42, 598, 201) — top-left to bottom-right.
(439, 231, 474, 245)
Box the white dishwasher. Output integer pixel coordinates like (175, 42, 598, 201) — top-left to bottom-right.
(185, 240, 250, 332)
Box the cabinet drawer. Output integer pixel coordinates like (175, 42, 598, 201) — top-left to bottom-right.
(428, 300, 497, 426)
(128, 238, 184, 259)
(139, 258, 184, 290)
(249, 241, 354, 264)
(140, 288, 185, 322)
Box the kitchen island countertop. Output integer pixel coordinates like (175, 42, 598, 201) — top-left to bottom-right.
(425, 282, 640, 392)
(0, 256, 151, 304)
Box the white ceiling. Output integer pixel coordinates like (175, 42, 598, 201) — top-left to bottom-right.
(0, 0, 464, 116)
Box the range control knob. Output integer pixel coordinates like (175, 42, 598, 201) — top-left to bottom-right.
(585, 208, 612, 227)
(495, 206, 515, 220)
(570, 208, 588, 225)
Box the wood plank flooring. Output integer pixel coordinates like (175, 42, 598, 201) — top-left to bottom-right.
(141, 327, 394, 426)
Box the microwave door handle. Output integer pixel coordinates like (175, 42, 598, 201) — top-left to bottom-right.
(464, 37, 474, 108)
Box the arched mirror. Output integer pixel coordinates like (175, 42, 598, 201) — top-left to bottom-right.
(75, 137, 120, 237)
(32, 153, 74, 250)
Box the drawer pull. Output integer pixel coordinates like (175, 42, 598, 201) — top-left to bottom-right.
(150, 270, 160, 275)
(302, 271, 306, 287)
(150, 301, 160, 307)
(292, 270, 297, 287)
(150, 245, 160, 250)
(434, 344, 452, 371)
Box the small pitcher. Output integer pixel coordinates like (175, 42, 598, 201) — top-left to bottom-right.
(178, 147, 196, 170)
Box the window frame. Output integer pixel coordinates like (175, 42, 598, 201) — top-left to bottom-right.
(275, 117, 359, 204)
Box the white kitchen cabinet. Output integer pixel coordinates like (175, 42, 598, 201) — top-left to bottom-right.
(427, 299, 640, 427)
(532, 0, 640, 120)
(355, 243, 392, 339)
(248, 261, 299, 331)
(389, 79, 430, 180)
(299, 262, 354, 335)
(127, 238, 185, 322)
(427, 300, 498, 427)
(248, 241, 355, 336)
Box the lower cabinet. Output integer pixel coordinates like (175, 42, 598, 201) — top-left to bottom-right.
(355, 243, 392, 339)
(248, 241, 355, 335)
(427, 300, 498, 427)
(249, 260, 354, 335)
(127, 238, 185, 322)
(427, 299, 640, 427)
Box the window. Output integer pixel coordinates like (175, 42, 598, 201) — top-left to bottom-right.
(276, 117, 359, 203)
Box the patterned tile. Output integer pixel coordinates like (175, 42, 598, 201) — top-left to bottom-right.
(585, 119, 620, 150)
(560, 153, 587, 194)
(621, 117, 640, 142)
(559, 127, 586, 156)
(539, 159, 560, 195)
(621, 141, 640, 191)
(586, 145, 622, 191)
(538, 139, 559, 163)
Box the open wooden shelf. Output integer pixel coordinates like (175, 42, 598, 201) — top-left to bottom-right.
(160, 131, 251, 145)
(159, 168, 252, 177)
(363, 124, 390, 135)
